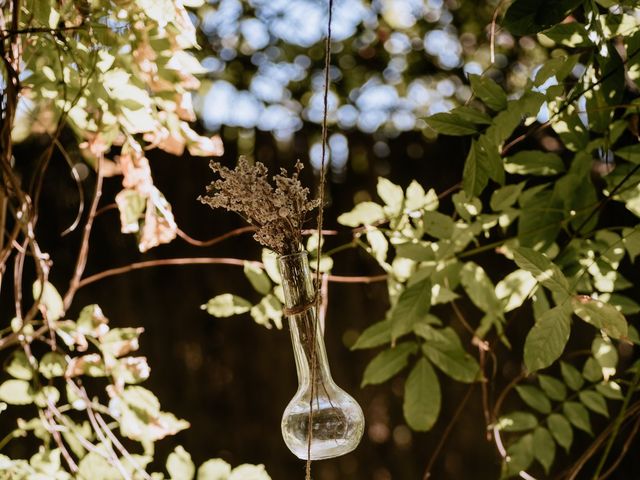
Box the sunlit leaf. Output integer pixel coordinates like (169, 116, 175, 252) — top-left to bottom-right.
(571, 296, 628, 339)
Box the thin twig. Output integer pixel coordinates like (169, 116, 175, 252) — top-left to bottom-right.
(75, 256, 388, 291)
(599, 414, 640, 480)
(63, 155, 103, 311)
(423, 383, 476, 479)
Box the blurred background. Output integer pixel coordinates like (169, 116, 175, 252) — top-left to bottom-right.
(7, 0, 640, 478)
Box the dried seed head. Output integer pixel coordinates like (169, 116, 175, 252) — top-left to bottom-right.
(199, 157, 319, 255)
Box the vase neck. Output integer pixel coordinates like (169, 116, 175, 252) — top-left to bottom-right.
(278, 252, 332, 385)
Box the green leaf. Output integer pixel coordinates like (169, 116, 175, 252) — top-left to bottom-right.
(571, 296, 628, 339)
(403, 358, 441, 431)
(615, 144, 640, 163)
(249, 294, 283, 329)
(563, 401, 592, 434)
(167, 446, 195, 480)
(462, 139, 489, 197)
(202, 294, 252, 318)
(197, 459, 231, 480)
(513, 247, 570, 294)
(524, 305, 572, 372)
(502, 0, 584, 36)
(547, 414, 573, 452)
(468, 74, 507, 111)
(452, 191, 482, 221)
(504, 433, 534, 476)
(377, 178, 404, 214)
(425, 112, 478, 136)
(405, 182, 439, 212)
(423, 211, 455, 239)
(32, 280, 64, 321)
(541, 22, 592, 47)
(337, 201, 385, 227)
(416, 325, 480, 383)
(0, 379, 32, 405)
(496, 411, 538, 432)
(533, 427, 556, 474)
(361, 342, 417, 387)
(538, 374, 567, 401)
(490, 183, 525, 211)
(552, 107, 589, 151)
(578, 390, 609, 417)
(366, 229, 389, 263)
(518, 185, 564, 249)
(515, 385, 552, 414)
(243, 262, 271, 295)
(582, 357, 603, 383)
(534, 55, 580, 86)
(622, 227, 640, 262)
(6, 350, 32, 380)
(78, 451, 121, 479)
(596, 381, 624, 400)
(495, 269, 537, 312)
(351, 320, 392, 350)
(561, 362, 584, 391)
(39, 352, 67, 379)
(460, 261, 501, 314)
(228, 464, 271, 480)
(504, 151, 565, 176)
(451, 106, 492, 125)
(390, 278, 432, 341)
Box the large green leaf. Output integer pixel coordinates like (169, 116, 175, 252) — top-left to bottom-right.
(502, 0, 584, 36)
(518, 185, 564, 249)
(425, 112, 478, 136)
(416, 325, 480, 383)
(571, 296, 628, 339)
(463, 139, 489, 196)
(403, 358, 441, 431)
(423, 211, 455, 239)
(504, 151, 565, 176)
(361, 342, 418, 387)
(523, 305, 572, 372)
(513, 247, 570, 294)
(460, 261, 502, 314)
(468, 75, 507, 111)
(351, 320, 393, 350)
(390, 278, 432, 340)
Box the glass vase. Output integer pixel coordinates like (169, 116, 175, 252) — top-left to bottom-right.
(278, 251, 365, 460)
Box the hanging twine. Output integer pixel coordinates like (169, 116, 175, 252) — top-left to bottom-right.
(306, 0, 334, 478)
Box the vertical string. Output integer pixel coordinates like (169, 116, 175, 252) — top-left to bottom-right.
(306, 0, 334, 478)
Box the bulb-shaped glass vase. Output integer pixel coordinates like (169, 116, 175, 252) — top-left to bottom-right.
(278, 252, 365, 460)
